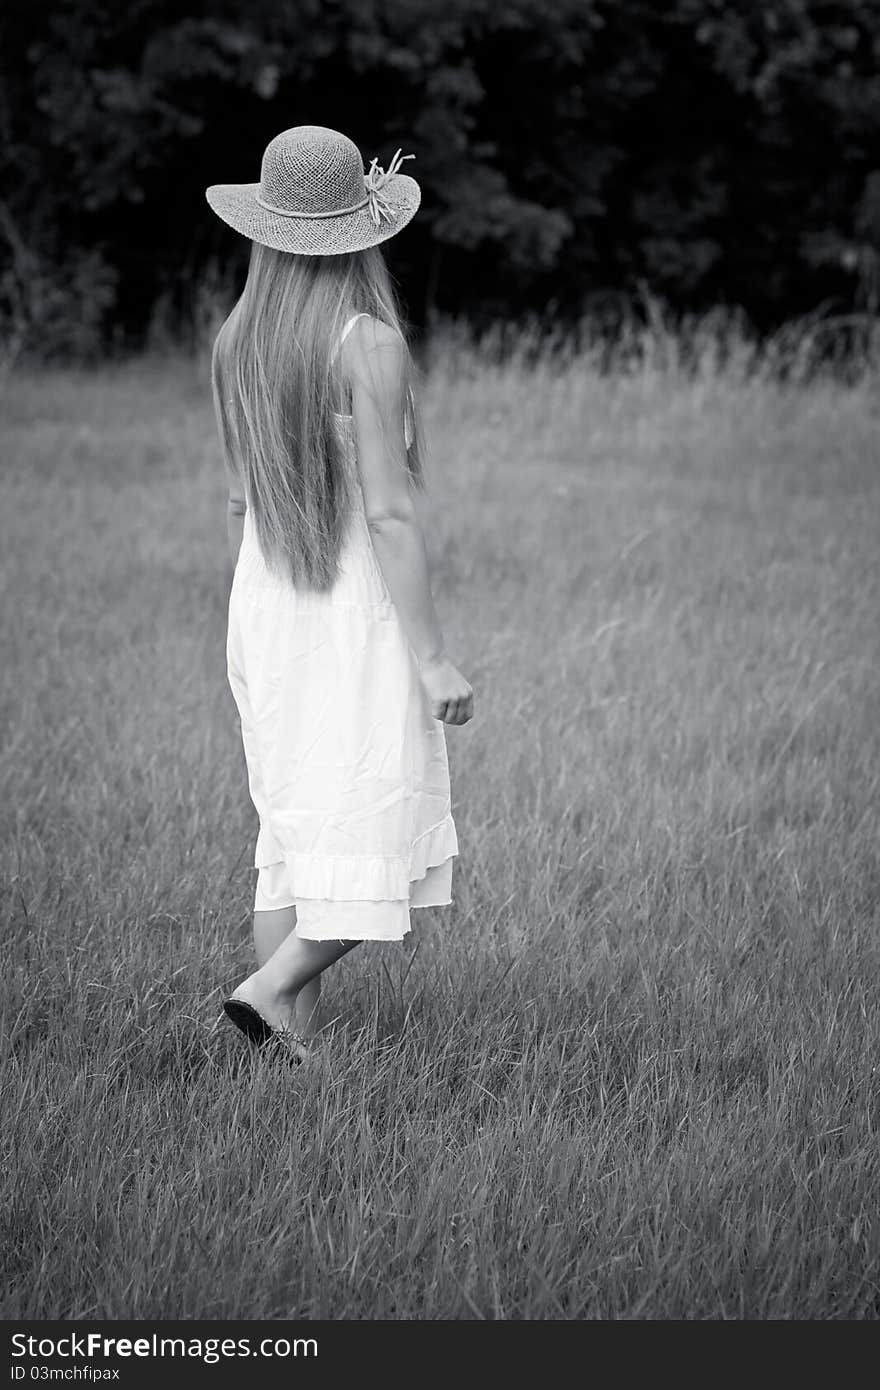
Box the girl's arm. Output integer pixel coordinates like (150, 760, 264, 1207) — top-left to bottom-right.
(346, 317, 473, 726)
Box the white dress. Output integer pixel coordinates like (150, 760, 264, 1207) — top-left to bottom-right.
(225, 313, 458, 940)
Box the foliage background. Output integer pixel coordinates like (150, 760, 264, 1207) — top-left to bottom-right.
(2, 0, 880, 356)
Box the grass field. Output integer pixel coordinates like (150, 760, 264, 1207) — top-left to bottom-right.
(2, 324, 879, 1318)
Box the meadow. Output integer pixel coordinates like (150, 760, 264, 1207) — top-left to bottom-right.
(1, 318, 879, 1318)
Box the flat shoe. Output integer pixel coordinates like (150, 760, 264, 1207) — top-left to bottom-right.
(222, 996, 314, 1063)
(222, 996, 275, 1047)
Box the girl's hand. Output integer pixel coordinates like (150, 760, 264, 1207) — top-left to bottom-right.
(419, 654, 474, 726)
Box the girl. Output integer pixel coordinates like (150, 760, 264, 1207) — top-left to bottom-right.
(206, 126, 472, 1058)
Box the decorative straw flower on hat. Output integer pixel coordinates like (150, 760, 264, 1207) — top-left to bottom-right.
(205, 125, 421, 255)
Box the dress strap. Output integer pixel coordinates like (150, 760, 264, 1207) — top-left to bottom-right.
(331, 312, 370, 363)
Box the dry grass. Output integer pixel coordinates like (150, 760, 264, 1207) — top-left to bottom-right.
(1, 323, 879, 1318)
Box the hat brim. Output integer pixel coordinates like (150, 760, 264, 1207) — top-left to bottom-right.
(205, 174, 421, 256)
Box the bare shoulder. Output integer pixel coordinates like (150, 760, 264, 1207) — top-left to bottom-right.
(351, 313, 404, 353)
(343, 314, 406, 389)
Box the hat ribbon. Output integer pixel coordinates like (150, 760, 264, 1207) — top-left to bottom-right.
(255, 149, 415, 223)
(364, 150, 416, 226)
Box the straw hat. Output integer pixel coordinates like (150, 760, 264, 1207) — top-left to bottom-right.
(205, 125, 421, 255)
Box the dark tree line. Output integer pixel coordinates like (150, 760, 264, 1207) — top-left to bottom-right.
(2, 0, 879, 356)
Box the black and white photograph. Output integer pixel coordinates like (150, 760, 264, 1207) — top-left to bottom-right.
(2, 0, 879, 1337)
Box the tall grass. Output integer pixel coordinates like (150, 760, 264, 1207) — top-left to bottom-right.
(1, 316, 879, 1318)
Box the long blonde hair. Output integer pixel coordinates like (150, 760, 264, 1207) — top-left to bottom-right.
(211, 241, 424, 592)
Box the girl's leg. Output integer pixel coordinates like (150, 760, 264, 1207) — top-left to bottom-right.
(292, 975, 321, 1039)
(253, 904, 322, 1039)
(234, 933, 359, 1034)
(254, 904, 296, 965)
